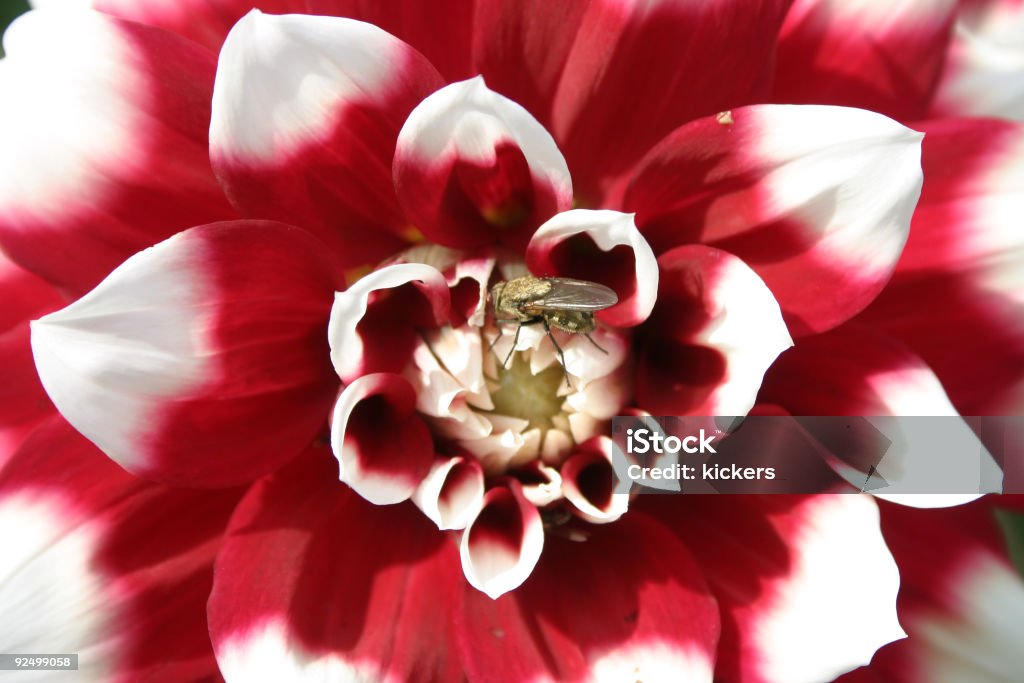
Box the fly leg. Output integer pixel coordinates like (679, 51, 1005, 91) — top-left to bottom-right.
(542, 318, 573, 390)
(502, 323, 524, 369)
(584, 333, 609, 355)
(488, 322, 504, 351)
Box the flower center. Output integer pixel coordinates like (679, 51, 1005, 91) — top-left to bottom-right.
(405, 293, 628, 477)
(488, 351, 565, 431)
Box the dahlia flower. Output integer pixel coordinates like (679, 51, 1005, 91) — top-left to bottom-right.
(0, 0, 1021, 681)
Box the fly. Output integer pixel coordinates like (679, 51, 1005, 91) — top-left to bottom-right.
(489, 275, 618, 385)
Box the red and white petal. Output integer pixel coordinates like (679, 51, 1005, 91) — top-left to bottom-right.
(762, 325, 965, 417)
(394, 77, 573, 250)
(885, 119, 1024, 275)
(394, 247, 500, 327)
(525, 209, 657, 327)
(561, 436, 628, 524)
(636, 245, 792, 417)
(328, 263, 450, 384)
(644, 494, 903, 683)
(480, 0, 791, 202)
(856, 119, 1024, 415)
(887, 558, 1024, 682)
(304, 0, 475, 81)
(210, 11, 444, 268)
(35, 0, 300, 51)
(0, 416, 242, 682)
(330, 373, 434, 506)
(0, 8, 235, 294)
(30, 221, 340, 487)
(412, 455, 484, 531)
(739, 496, 904, 682)
(861, 500, 1024, 682)
(773, 0, 958, 120)
(327, 374, 432, 507)
(456, 511, 719, 682)
(932, 1, 1024, 120)
(459, 480, 543, 599)
(447, 252, 498, 327)
(209, 448, 465, 683)
(624, 105, 923, 335)
(761, 325, 998, 506)
(515, 462, 563, 508)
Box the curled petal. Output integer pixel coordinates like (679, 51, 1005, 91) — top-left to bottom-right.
(0, 8, 235, 294)
(625, 105, 923, 335)
(514, 461, 563, 508)
(460, 480, 543, 599)
(211, 11, 445, 267)
(408, 326, 491, 426)
(412, 455, 485, 531)
(773, 0, 958, 120)
(30, 221, 340, 487)
(389, 246, 498, 325)
(637, 245, 792, 417)
(394, 77, 573, 250)
(526, 209, 657, 327)
(448, 252, 498, 327)
(330, 373, 434, 505)
(561, 437, 628, 524)
(328, 263, 450, 383)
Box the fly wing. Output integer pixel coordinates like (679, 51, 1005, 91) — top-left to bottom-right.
(530, 278, 618, 311)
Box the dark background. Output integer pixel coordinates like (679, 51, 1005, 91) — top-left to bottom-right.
(0, 0, 30, 57)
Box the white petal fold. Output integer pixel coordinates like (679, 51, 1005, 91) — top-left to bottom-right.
(527, 209, 658, 327)
(412, 455, 485, 531)
(460, 480, 544, 599)
(328, 263, 448, 382)
(395, 76, 571, 201)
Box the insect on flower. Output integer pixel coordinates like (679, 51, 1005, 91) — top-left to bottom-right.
(489, 275, 618, 382)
